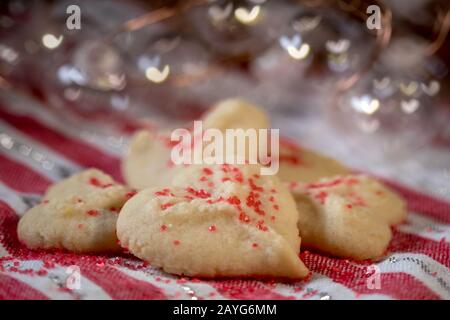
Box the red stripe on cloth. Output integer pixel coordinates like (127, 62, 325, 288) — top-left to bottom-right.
(0, 108, 122, 182)
(210, 280, 293, 300)
(389, 230, 450, 268)
(0, 273, 49, 300)
(380, 179, 450, 224)
(301, 252, 441, 300)
(0, 201, 167, 300)
(80, 266, 167, 300)
(0, 201, 22, 254)
(0, 153, 52, 194)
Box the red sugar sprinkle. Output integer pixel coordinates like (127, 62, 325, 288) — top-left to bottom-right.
(208, 225, 217, 232)
(256, 220, 268, 232)
(270, 215, 276, 221)
(200, 176, 208, 182)
(203, 168, 213, 175)
(227, 196, 241, 205)
(173, 240, 181, 246)
(234, 172, 244, 183)
(279, 155, 301, 165)
(160, 225, 168, 232)
(346, 204, 353, 209)
(87, 209, 99, 216)
(308, 178, 343, 189)
(186, 187, 211, 199)
(155, 188, 171, 196)
(208, 182, 214, 188)
(125, 191, 137, 199)
(89, 177, 102, 187)
(89, 178, 113, 189)
(289, 182, 298, 190)
(249, 178, 263, 192)
(270, 189, 277, 193)
(37, 269, 48, 276)
(346, 178, 359, 185)
(239, 212, 251, 223)
(269, 196, 275, 202)
(315, 191, 328, 204)
(222, 177, 231, 182)
(252, 243, 258, 248)
(42, 199, 49, 204)
(273, 204, 279, 210)
(160, 203, 175, 211)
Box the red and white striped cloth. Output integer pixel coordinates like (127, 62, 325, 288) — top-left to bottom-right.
(0, 91, 449, 300)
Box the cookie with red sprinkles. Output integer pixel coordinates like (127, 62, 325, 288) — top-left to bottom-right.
(117, 161, 309, 279)
(122, 130, 184, 190)
(18, 169, 132, 253)
(202, 98, 269, 132)
(289, 174, 406, 260)
(276, 138, 351, 184)
(123, 98, 270, 191)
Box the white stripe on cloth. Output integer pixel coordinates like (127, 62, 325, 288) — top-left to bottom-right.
(0, 182, 38, 215)
(0, 120, 82, 181)
(273, 273, 392, 300)
(397, 212, 450, 242)
(3, 262, 111, 300)
(378, 253, 450, 299)
(118, 266, 227, 300)
(0, 90, 129, 157)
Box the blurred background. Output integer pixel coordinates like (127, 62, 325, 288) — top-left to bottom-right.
(0, 0, 449, 198)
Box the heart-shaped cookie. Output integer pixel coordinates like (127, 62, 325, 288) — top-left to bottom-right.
(18, 169, 132, 253)
(122, 130, 183, 190)
(123, 98, 270, 190)
(117, 162, 309, 279)
(277, 139, 350, 184)
(289, 174, 406, 260)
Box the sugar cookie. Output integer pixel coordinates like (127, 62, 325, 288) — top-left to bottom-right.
(18, 169, 132, 253)
(203, 98, 270, 131)
(277, 139, 350, 183)
(122, 130, 182, 190)
(117, 162, 309, 279)
(123, 98, 270, 190)
(289, 175, 406, 260)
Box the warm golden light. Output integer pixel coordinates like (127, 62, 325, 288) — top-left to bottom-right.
(287, 44, 310, 60)
(234, 6, 261, 25)
(145, 65, 170, 83)
(42, 34, 63, 49)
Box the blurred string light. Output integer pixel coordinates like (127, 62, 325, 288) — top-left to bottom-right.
(351, 95, 380, 115)
(234, 5, 261, 25)
(138, 55, 171, 84)
(0, 44, 18, 64)
(279, 34, 310, 60)
(145, 65, 170, 83)
(42, 34, 63, 49)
